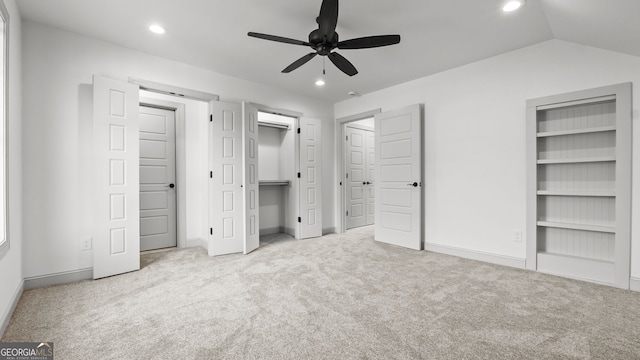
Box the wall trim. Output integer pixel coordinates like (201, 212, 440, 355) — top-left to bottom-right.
(322, 227, 336, 235)
(0, 280, 23, 338)
(186, 237, 207, 249)
(424, 242, 526, 269)
(630, 277, 640, 292)
(24, 268, 92, 291)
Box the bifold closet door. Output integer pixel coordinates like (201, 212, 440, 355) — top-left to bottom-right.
(299, 118, 323, 239)
(208, 101, 244, 256)
(92, 75, 140, 279)
(243, 102, 259, 254)
(345, 126, 375, 230)
(346, 126, 367, 229)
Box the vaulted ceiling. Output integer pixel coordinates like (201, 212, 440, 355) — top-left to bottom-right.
(16, 0, 640, 102)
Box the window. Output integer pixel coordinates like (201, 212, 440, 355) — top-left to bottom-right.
(0, 0, 8, 259)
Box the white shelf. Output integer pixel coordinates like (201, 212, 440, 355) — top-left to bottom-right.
(537, 221, 615, 233)
(259, 180, 291, 186)
(537, 156, 615, 164)
(536, 125, 616, 138)
(537, 190, 615, 197)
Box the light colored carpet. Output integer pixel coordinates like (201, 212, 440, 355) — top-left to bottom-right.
(3, 226, 640, 359)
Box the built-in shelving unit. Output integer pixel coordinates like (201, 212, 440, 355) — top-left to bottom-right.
(526, 83, 632, 289)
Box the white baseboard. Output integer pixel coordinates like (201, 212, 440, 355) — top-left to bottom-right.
(24, 268, 93, 291)
(630, 277, 640, 292)
(424, 242, 526, 269)
(186, 237, 207, 249)
(1, 280, 23, 338)
(259, 227, 284, 236)
(323, 227, 336, 235)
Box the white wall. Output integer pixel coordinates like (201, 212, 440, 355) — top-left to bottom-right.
(335, 39, 640, 279)
(22, 21, 334, 279)
(0, 0, 22, 334)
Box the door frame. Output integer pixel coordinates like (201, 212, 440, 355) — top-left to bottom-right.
(139, 97, 186, 248)
(335, 109, 381, 234)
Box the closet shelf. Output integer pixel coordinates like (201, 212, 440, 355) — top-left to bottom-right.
(259, 180, 291, 186)
(536, 221, 615, 233)
(536, 125, 616, 138)
(537, 156, 616, 164)
(537, 190, 615, 197)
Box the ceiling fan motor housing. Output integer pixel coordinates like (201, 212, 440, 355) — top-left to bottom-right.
(309, 29, 338, 55)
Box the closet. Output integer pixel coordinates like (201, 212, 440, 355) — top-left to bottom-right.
(257, 112, 297, 236)
(526, 83, 631, 289)
(208, 101, 323, 257)
(345, 121, 375, 229)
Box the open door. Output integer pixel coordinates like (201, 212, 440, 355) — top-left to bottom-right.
(374, 105, 422, 250)
(243, 102, 259, 254)
(208, 101, 244, 256)
(92, 75, 140, 279)
(299, 118, 323, 239)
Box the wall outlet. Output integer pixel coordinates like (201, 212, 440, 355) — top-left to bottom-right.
(82, 238, 92, 250)
(513, 230, 523, 243)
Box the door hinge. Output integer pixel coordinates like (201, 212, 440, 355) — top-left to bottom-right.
(346, 135, 348, 141)
(346, 211, 349, 216)
(346, 173, 349, 179)
(209, 114, 213, 122)
(298, 217, 301, 223)
(210, 171, 213, 179)
(297, 172, 301, 178)
(210, 228, 213, 235)
(297, 128, 301, 134)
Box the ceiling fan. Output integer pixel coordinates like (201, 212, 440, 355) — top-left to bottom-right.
(248, 0, 400, 76)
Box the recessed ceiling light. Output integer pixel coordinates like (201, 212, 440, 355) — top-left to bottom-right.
(503, 0, 525, 12)
(149, 24, 166, 34)
(315, 79, 325, 86)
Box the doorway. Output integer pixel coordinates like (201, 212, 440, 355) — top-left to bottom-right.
(139, 105, 177, 251)
(345, 119, 375, 230)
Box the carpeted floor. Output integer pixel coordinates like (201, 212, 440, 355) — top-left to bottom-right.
(3, 226, 640, 359)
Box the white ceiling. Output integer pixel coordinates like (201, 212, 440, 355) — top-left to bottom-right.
(16, 0, 640, 103)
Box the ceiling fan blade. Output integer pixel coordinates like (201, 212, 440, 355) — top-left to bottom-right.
(328, 52, 358, 76)
(318, 0, 339, 40)
(338, 35, 401, 49)
(282, 53, 318, 73)
(248, 32, 312, 47)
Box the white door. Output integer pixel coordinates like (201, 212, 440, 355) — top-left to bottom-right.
(299, 118, 323, 239)
(243, 102, 259, 254)
(208, 101, 244, 256)
(139, 106, 177, 251)
(345, 126, 367, 229)
(374, 104, 422, 250)
(365, 130, 376, 226)
(92, 75, 140, 279)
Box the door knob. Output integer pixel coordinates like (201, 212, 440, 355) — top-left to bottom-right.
(366, 181, 371, 185)
(363, 181, 366, 185)
(407, 182, 418, 187)
(167, 183, 175, 188)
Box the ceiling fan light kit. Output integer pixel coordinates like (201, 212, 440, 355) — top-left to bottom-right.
(503, 0, 526, 12)
(248, 0, 400, 77)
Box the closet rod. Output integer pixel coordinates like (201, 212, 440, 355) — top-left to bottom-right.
(258, 120, 291, 130)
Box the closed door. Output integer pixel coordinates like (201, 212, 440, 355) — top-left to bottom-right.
(139, 106, 177, 251)
(374, 104, 422, 250)
(346, 126, 375, 229)
(365, 130, 375, 226)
